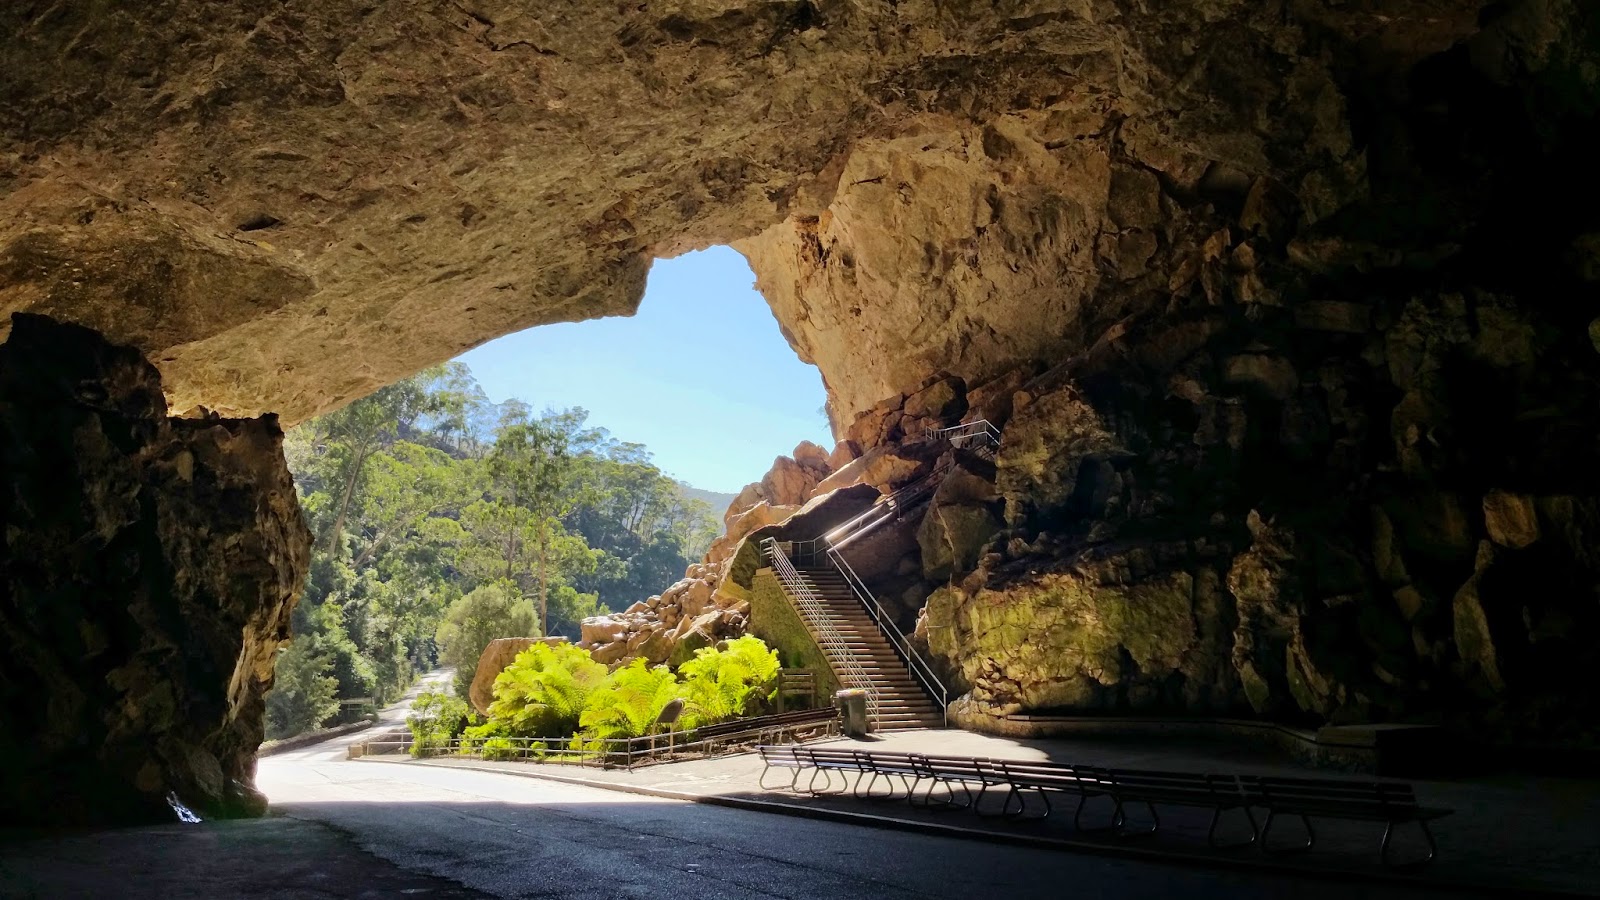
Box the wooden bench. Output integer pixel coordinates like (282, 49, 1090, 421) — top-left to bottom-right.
(697, 708, 838, 755)
(991, 760, 1120, 830)
(803, 747, 871, 794)
(756, 745, 811, 791)
(1242, 775, 1450, 866)
(1102, 769, 1259, 847)
(909, 754, 1011, 813)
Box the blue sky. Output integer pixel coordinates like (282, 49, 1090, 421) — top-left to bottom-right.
(456, 246, 831, 493)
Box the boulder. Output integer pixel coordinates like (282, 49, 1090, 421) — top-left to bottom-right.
(760, 455, 819, 507)
(469, 637, 565, 716)
(723, 483, 766, 528)
(815, 446, 928, 496)
(589, 641, 630, 666)
(1482, 491, 1539, 549)
(903, 375, 966, 423)
(727, 501, 800, 544)
(793, 440, 831, 474)
(680, 578, 715, 619)
(827, 440, 861, 471)
(579, 617, 627, 645)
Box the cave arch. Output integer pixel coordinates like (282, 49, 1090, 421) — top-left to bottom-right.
(2, 0, 1599, 824)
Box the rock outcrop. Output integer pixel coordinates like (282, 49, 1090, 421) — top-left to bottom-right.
(0, 0, 1517, 427)
(468, 636, 567, 716)
(2, 0, 1599, 772)
(0, 315, 310, 826)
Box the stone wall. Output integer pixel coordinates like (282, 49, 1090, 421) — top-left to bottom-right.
(0, 315, 310, 825)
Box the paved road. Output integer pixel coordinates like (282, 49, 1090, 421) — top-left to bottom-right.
(253, 742, 1472, 900)
(0, 677, 1482, 900)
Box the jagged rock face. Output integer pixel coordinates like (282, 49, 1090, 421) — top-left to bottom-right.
(0, 315, 310, 826)
(882, 1, 1600, 743)
(1, 0, 1495, 424)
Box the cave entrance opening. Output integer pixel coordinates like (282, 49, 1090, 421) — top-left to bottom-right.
(272, 244, 834, 744)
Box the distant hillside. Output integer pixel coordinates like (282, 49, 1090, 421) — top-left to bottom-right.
(677, 483, 738, 520)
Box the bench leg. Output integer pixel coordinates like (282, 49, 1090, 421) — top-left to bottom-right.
(1003, 787, 1052, 821)
(1380, 818, 1438, 868)
(1073, 793, 1121, 832)
(1207, 804, 1259, 849)
(917, 778, 972, 811)
(808, 767, 840, 795)
(1118, 800, 1160, 838)
(758, 762, 799, 792)
(1261, 811, 1315, 854)
(974, 782, 1008, 817)
(857, 771, 906, 801)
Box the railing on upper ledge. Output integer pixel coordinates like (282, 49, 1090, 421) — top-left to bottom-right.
(926, 419, 1002, 459)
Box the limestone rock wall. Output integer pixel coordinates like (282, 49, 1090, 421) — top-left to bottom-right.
(814, 3, 1600, 745)
(1, 0, 1491, 424)
(0, 315, 310, 825)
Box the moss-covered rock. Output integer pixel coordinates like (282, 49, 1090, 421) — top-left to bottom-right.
(748, 568, 840, 700)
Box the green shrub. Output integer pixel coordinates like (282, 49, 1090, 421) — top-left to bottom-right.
(407, 691, 470, 756)
(482, 736, 522, 761)
(488, 642, 608, 737)
(580, 658, 684, 741)
(679, 635, 780, 727)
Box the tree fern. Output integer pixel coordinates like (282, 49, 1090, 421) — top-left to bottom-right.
(580, 659, 683, 741)
(488, 643, 607, 737)
(679, 636, 780, 726)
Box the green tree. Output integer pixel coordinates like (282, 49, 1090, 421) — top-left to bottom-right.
(265, 636, 341, 740)
(487, 419, 575, 636)
(406, 691, 471, 756)
(435, 583, 537, 699)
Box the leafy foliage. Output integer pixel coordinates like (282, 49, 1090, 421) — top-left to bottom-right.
(436, 583, 537, 699)
(580, 659, 684, 741)
(266, 362, 721, 740)
(487, 643, 609, 738)
(264, 635, 342, 740)
(406, 691, 471, 756)
(476, 636, 781, 746)
(678, 635, 782, 726)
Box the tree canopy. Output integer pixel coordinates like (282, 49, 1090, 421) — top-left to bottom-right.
(267, 362, 720, 739)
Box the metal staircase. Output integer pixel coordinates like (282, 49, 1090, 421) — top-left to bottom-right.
(760, 420, 1001, 731)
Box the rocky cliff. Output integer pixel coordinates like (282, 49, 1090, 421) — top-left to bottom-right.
(1, 0, 1598, 782)
(0, 0, 1520, 426)
(0, 315, 310, 825)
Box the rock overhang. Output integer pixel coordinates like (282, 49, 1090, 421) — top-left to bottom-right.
(0, 0, 1511, 427)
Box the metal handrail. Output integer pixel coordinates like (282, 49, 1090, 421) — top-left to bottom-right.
(926, 418, 1002, 448)
(757, 420, 1001, 729)
(367, 712, 840, 769)
(823, 420, 1002, 552)
(762, 538, 881, 725)
(826, 546, 948, 727)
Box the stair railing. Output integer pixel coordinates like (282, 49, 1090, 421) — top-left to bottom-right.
(823, 419, 1003, 553)
(760, 420, 1002, 729)
(826, 546, 948, 727)
(761, 538, 880, 725)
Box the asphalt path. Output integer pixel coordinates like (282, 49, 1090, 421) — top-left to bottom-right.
(256, 734, 1470, 899)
